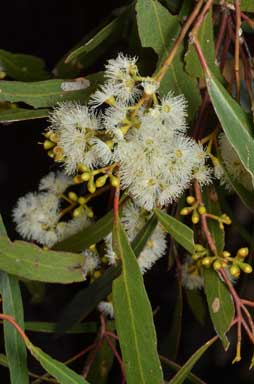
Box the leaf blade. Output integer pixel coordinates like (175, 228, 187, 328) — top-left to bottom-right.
(155, 209, 195, 254)
(112, 221, 163, 384)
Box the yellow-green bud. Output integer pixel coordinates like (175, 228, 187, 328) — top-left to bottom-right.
(68, 191, 78, 202)
(192, 254, 201, 261)
(101, 256, 108, 264)
(229, 264, 241, 278)
(241, 263, 252, 274)
(237, 247, 249, 259)
(73, 206, 84, 218)
(87, 179, 96, 194)
(95, 175, 108, 188)
(105, 96, 116, 106)
(186, 196, 195, 205)
(81, 172, 90, 181)
(192, 211, 200, 224)
(195, 244, 205, 252)
(43, 139, 55, 150)
(78, 196, 86, 205)
(85, 206, 94, 218)
(222, 250, 231, 258)
(93, 270, 102, 279)
(213, 260, 222, 270)
(198, 206, 207, 215)
(110, 175, 120, 188)
(202, 257, 212, 267)
(78, 164, 90, 172)
(47, 150, 54, 158)
(89, 244, 96, 252)
(220, 214, 232, 225)
(73, 175, 83, 184)
(49, 132, 59, 143)
(180, 207, 191, 216)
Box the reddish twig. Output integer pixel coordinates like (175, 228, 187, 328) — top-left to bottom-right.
(234, 0, 241, 101)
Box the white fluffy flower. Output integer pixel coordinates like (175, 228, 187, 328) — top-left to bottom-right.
(141, 79, 160, 95)
(219, 133, 253, 191)
(98, 301, 114, 318)
(13, 192, 61, 247)
(89, 82, 119, 108)
(48, 102, 101, 174)
(39, 171, 72, 195)
(104, 201, 167, 273)
(181, 258, 204, 290)
(103, 102, 129, 141)
(155, 92, 188, 133)
(81, 249, 100, 277)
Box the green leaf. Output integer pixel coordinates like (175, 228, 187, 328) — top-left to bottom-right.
(0, 72, 103, 108)
(65, 17, 126, 64)
(160, 355, 206, 384)
(204, 269, 234, 349)
(0, 236, 87, 283)
(56, 213, 155, 334)
(206, 73, 254, 181)
(185, 289, 206, 326)
(168, 336, 217, 384)
(0, 214, 7, 236)
(160, 279, 183, 360)
(0, 107, 48, 123)
(54, 209, 114, 252)
(56, 265, 120, 335)
(87, 338, 115, 384)
(220, 161, 254, 213)
(0, 50, 49, 81)
(112, 221, 163, 384)
(24, 321, 99, 334)
(26, 341, 89, 384)
(136, 0, 201, 119)
(202, 187, 224, 254)
(155, 209, 195, 254)
(185, 10, 219, 79)
(0, 272, 29, 384)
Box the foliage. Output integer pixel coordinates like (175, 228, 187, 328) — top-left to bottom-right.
(1, 1, 254, 383)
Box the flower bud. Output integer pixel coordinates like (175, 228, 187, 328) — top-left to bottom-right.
(213, 260, 222, 270)
(192, 211, 200, 224)
(78, 196, 86, 205)
(73, 175, 83, 184)
(43, 139, 55, 150)
(110, 175, 120, 188)
(88, 179, 96, 194)
(195, 244, 205, 252)
(85, 205, 94, 218)
(237, 247, 249, 259)
(220, 214, 232, 225)
(202, 257, 212, 267)
(81, 172, 90, 181)
(222, 250, 231, 258)
(229, 264, 241, 278)
(180, 207, 191, 216)
(241, 263, 252, 274)
(73, 206, 84, 218)
(198, 206, 206, 215)
(68, 191, 78, 202)
(95, 175, 108, 188)
(186, 196, 195, 205)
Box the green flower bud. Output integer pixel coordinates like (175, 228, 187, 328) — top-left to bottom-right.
(213, 260, 222, 270)
(95, 175, 108, 188)
(198, 206, 207, 215)
(229, 264, 241, 278)
(186, 196, 195, 205)
(202, 257, 212, 267)
(241, 263, 252, 274)
(68, 192, 78, 202)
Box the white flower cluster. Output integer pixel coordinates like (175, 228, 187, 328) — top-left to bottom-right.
(13, 172, 91, 247)
(216, 133, 253, 191)
(181, 257, 204, 290)
(44, 53, 210, 210)
(104, 201, 167, 273)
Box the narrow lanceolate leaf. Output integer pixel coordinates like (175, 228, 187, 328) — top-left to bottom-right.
(87, 338, 115, 384)
(0, 50, 49, 81)
(202, 187, 224, 254)
(221, 161, 254, 212)
(56, 215, 154, 335)
(206, 73, 254, 180)
(169, 336, 217, 384)
(65, 17, 125, 63)
(54, 209, 114, 252)
(24, 321, 99, 334)
(26, 341, 89, 384)
(160, 355, 206, 384)
(0, 214, 7, 236)
(204, 269, 234, 349)
(136, 0, 201, 119)
(0, 107, 48, 123)
(0, 72, 103, 108)
(185, 289, 206, 326)
(112, 221, 163, 384)
(155, 209, 195, 254)
(0, 236, 87, 283)
(0, 272, 29, 384)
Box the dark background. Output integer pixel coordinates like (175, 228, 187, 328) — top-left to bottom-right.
(0, 1, 253, 383)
